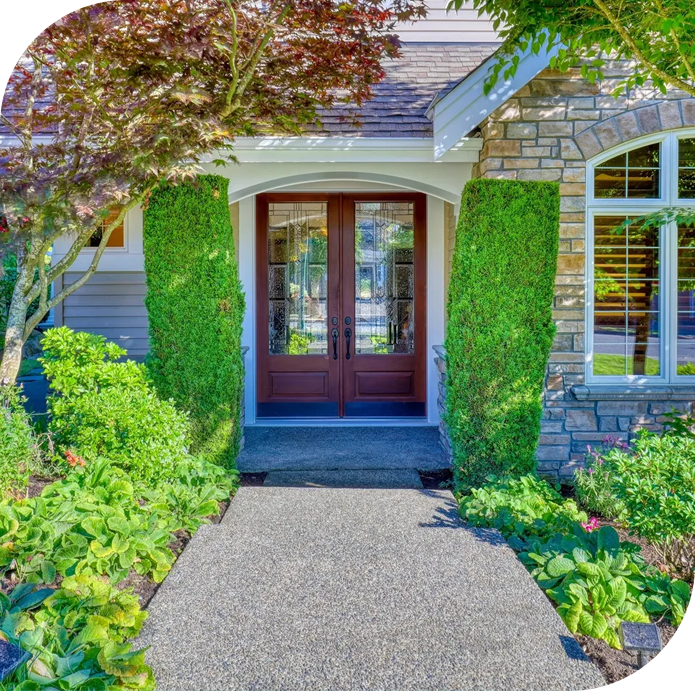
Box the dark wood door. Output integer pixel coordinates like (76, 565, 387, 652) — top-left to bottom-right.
(256, 192, 426, 418)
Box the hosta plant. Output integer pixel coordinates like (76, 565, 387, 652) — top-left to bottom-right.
(459, 474, 587, 548)
(520, 525, 691, 648)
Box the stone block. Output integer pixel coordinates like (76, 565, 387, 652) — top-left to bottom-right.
(563, 374, 585, 387)
(631, 415, 656, 425)
(483, 121, 505, 139)
(536, 446, 570, 461)
(520, 146, 553, 157)
(555, 295, 584, 308)
(560, 183, 586, 196)
(658, 101, 683, 129)
(537, 121, 573, 137)
(560, 222, 585, 238)
(571, 240, 585, 252)
(496, 100, 521, 121)
(567, 97, 595, 109)
(483, 140, 522, 157)
(575, 129, 602, 159)
(479, 157, 503, 173)
(485, 170, 518, 180)
(541, 420, 564, 433)
(618, 417, 631, 432)
(517, 169, 562, 181)
(636, 105, 661, 134)
(521, 106, 567, 121)
(542, 408, 566, 420)
(504, 158, 540, 169)
(557, 253, 585, 275)
(506, 123, 538, 139)
(567, 109, 600, 121)
(615, 111, 641, 140)
(541, 159, 565, 168)
(539, 434, 571, 445)
(565, 409, 598, 431)
(599, 416, 618, 432)
(552, 334, 574, 351)
(537, 461, 561, 473)
(573, 334, 585, 351)
(560, 139, 583, 160)
(537, 138, 559, 146)
(650, 401, 692, 415)
(560, 196, 586, 213)
(683, 100, 695, 126)
(596, 401, 648, 416)
(594, 120, 622, 150)
(562, 167, 586, 183)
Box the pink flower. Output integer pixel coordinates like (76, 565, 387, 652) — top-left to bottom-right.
(581, 517, 600, 533)
(588, 468, 594, 475)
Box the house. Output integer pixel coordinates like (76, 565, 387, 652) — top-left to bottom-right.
(25, 2, 695, 479)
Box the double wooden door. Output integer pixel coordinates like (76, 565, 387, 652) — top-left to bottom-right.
(256, 192, 426, 418)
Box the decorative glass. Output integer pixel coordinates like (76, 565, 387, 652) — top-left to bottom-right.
(678, 138, 695, 198)
(594, 143, 660, 199)
(593, 216, 660, 376)
(354, 202, 415, 354)
(267, 202, 328, 355)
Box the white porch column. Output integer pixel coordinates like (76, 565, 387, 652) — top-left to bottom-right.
(426, 196, 445, 424)
(238, 196, 256, 425)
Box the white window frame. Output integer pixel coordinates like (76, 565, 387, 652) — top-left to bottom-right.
(586, 129, 695, 385)
(79, 209, 130, 254)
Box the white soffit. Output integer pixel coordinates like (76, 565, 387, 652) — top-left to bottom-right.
(223, 137, 482, 164)
(429, 44, 557, 160)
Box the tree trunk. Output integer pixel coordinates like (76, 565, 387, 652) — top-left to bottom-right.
(0, 296, 30, 385)
(1, 252, 35, 386)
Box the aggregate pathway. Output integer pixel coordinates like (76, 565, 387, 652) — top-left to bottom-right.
(138, 485, 605, 691)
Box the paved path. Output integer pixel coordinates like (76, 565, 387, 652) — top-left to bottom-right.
(237, 426, 446, 472)
(138, 484, 604, 690)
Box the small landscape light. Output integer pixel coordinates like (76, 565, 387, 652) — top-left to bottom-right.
(619, 621, 662, 668)
(0, 639, 31, 681)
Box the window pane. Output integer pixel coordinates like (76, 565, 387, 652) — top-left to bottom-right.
(678, 138, 695, 199)
(89, 207, 125, 248)
(594, 143, 660, 198)
(594, 216, 629, 246)
(593, 216, 660, 377)
(354, 201, 415, 355)
(677, 223, 695, 374)
(267, 202, 328, 355)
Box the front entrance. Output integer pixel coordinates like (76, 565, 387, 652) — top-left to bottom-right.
(256, 192, 427, 418)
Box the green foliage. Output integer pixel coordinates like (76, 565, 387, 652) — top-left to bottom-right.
(520, 525, 690, 646)
(459, 474, 587, 549)
(445, 179, 559, 490)
(574, 437, 626, 520)
(448, 1, 695, 99)
(462, 474, 692, 648)
(1, 580, 153, 690)
(41, 327, 189, 483)
(609, 431, 695, 577)
(0, 385, 39, 496)
(143, 175, 245, 468)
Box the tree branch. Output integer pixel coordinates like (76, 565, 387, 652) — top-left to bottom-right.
(592, 0, 695, 97)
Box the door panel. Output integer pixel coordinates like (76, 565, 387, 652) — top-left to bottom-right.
(256, 192, 426, 418)
(256, 194, 340, 418)
(342, 194, 427, 417)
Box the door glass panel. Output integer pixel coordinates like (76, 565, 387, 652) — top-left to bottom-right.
(354, 202, 415, 354)
(267, 202, 328, 355)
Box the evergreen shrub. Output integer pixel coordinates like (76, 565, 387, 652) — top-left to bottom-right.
(445, 179, 560, 490)
(143, 175, 245, 468)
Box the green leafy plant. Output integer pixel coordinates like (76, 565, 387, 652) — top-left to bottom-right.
(574, 436, 626, 520)
(521, 524, 691, 643)
(143, 175, 245, 469)
(0, 384, 41, 497)
(459, 474, 587, 549)
(445, 179, 559, 490)
(40, 327, 189, 483)
(609, 431, 695, 578)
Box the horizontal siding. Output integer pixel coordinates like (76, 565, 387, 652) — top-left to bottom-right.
(63, 272, 149, 359)
(396, 1, 499, 42)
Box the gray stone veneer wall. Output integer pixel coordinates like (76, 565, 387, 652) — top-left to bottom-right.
(458, 62, 695, 480)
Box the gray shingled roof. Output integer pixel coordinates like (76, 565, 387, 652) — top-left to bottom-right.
(308, 42, 500, 137)
(1, 42, 499, 139)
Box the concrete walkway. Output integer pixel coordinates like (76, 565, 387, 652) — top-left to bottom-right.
(138, 485, 604, 691)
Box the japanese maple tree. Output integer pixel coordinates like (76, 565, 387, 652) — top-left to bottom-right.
(0, 0, 425, 383)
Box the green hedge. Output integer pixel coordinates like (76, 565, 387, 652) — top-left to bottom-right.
(143, 175, 245, 468)
(445, 179, 559, 490)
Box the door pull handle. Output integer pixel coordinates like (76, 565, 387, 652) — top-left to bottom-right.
(331, 328, 339, 360)
(345, 328, 352, 360)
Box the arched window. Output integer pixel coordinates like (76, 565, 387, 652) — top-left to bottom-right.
(587, 131, 695, 383)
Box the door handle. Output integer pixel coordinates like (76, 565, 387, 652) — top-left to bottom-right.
(331, 328, 339, 360)
(345, 328, 352, 360)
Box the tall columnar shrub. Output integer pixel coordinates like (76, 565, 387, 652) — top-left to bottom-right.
(143, 175, 245, 468)
(446, 179, 559, 490)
